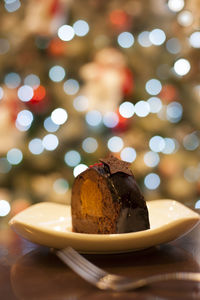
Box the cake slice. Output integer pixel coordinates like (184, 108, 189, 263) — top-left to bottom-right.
(71, 154, 150, 234)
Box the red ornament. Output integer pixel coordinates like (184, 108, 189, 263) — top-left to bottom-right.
(109, 10, 130, 30)
(159, 84, 178, 103)
(121, 68, 134, 96)
(48, 38, 65, 56)
(31, 85, 46, 103)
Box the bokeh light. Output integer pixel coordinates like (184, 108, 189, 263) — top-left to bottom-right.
(117, 32, 134, 48)
(174, 58, 190, 76)
(51, 108, 68, 125)
(166, 38, 181, 54)
(162, 138, 176, 154)
(135, 101, 150, 117)
(177, 10, 193, 27)
(0, 200, 11, 217)
(145, 79, 162, 95)
(73, 164, 88, 177)
(42, 134, 59, 151)
(119, 101, 134, 118)
(17, 85, 34, 102)
(73, 20, 89, 36)
(58, 25, 75, 41)
(189, 32, 200, 48)
(0, 87, 4, 100)
(144, 173, 160, 190)
(28, 138, 44, 155)
(149, 29, 166, 46)
(44, 117, 60, 132)
(53, 178, 69, 194)
(120, 147, 136, 162)
(168, 0, 184, 12)
(64, 150, 81, 167)
(82, 137, 98, 153)
(0, 158, 12, 174)
(147, 97, 162, 113)
(63, 79, 79, 95)
(73, 95, 89, 112)
(107, 136, 124, 152)
(24, 74, 40, 88)
(49, 65, 66, 82)
(149, 136, 165, 152)
(16, 110, 33, 131)
(5, 72, 21, 89)
(4, 0, 21, 13)
(166, 102, 183, 123)
(103, 112, 119, 128)
(7, 148, 23, 165)
(137, 31, 152, 47)
(183, 133, 199, 151)
(144, 151, 160, 167)
(195, 200, 200, 209)
(85, 110, 102, 127)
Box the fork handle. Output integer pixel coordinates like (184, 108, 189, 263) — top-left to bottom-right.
(114, 272, 200, 291)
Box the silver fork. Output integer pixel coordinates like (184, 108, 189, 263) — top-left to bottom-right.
(56, 247, 200, 292)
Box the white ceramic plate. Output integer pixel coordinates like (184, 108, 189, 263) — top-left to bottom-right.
(9, 199, 199, 254)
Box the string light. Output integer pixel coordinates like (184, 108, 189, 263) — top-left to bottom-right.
(174, 58, 190, 76)
(82, 137, 98, 153)
(49, 66, 66, 82)
(73, 164, 88, 177)
(145, 79, 162, 95)
(7, 148, 23, 165)
(144, 151, 160, 167)
(44, 117, 60, 132)
(4, 0, 21, 13)
(166, 102, 183, 123)
(63, 79, 79, 95)
(0, 200, 11, 217)
(58, 25, 75, 41)
(147, 97, 162, 113)
(138, 31, 152, 47)
(189, 32, 200, 48)
(183, 133, 199, 151)
(53, 178, 69, 194)
(0, 87, 4, 100)
(42, 134, 59, 151)
(17, 85, 34, 102)
(168, 0, 184, 12)
(28, 138, 44, 155)
(149, 136, 165, 152)
(177, 10, 193, 27)
(117, 32, 134, 48)
(135, 101, 150, 117)
(103, 112, 119, 128)
(107, 136, 124, 152)
(64, 150, 81, 167)
(5, 72, 21, 89)
(144, 173, 160, 190)
(85, 110, 102, 127)
(119, 101, 134, 118)
(51, 108, 68, 125)
(166, 38, 181, 54)
(120, 147, 136, 162)
(73, 20, 89, 37)
(0, 158, 11, 174)
(24, 74, 40, 88)
(149, 29, 166, 46)
(73, 95, 89, 112)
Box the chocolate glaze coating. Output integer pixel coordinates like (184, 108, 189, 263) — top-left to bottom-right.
(93, 163, 150, 233)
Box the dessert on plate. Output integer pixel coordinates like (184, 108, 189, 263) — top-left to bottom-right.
(71, 154, 150, 234)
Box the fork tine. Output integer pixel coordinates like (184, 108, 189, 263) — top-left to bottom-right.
(57, 247, 107, 284)
(62, 247, 107, 278)
(57, 249, 101, 285)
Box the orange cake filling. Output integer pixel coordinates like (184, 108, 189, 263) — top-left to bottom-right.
(80, 179, 103, 217)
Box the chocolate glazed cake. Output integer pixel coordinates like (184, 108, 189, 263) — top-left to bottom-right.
(71, 155, 150, 234)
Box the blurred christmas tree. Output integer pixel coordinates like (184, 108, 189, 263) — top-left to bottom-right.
(0, 0, 200, 222)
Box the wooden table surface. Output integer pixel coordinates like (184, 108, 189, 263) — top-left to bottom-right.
(0, 221, 199, 300)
